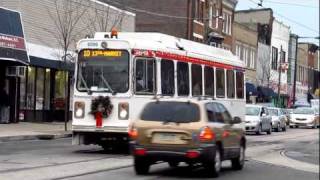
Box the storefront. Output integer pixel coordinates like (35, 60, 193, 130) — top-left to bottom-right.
(0, 7, 29, 123)
(19, 43, 74, 122)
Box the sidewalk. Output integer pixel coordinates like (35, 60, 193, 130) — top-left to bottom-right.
(0, 122, 72, 142)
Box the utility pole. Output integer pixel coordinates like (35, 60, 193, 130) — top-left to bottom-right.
(277, 45, 282, 107)
(292, 35, 298, 106)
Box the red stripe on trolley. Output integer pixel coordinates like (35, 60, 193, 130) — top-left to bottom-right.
(132, 49, 244, 71)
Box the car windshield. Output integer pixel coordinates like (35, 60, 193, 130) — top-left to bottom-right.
(246, 107, 260, 116)
(268, 109, 279, 116)
(140, 102, 200, 123)
(77, 49, 129, 93)
(293, 108, 314, 114)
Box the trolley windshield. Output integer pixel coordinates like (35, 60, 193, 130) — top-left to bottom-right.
(77, 49, 129, 93)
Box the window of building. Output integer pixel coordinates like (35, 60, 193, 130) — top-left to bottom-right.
(36, 68, 45, 110)
(227, 70, 235, 98)
(250, 49, 256, 69)
(216, 68, 225, 98)
(271, 47, 278, 70)
(209, 3, 213, 28)
(44, 69, 51, 110)
(26, 67, 35, 110)
(236, 72, 244, 99)
(235, 43, 241, 58)
(192, 64, 202, 96)
(222, 10, 232, 35)
(177, 62, 190, 96)
(214, 7, 219, 29)
(54, 71, 66, 110)
(204, 66, 214, 96)
(19, 68, 26, 110)
(135, 58, 156, 94)
(195, 0, 204, 23)
(209, 3, 219, 29)
(281, 50, 286, 63)
(161, 59, 174, 95)
(242, 47, 248, 66)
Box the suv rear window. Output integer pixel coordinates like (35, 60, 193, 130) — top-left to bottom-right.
(141, 102, 200, 123)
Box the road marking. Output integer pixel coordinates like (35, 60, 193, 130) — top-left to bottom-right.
(0, 157, 133, 180)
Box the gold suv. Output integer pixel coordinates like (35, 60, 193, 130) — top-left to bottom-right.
(129, 99, 246, 177)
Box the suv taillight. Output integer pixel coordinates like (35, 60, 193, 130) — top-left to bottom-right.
(128, 126, 138, 140)
(199, 126, 215, 142)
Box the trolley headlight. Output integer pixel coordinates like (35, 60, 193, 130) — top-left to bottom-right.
(74, 101, 85, 118)
(118, 103, 129, 120)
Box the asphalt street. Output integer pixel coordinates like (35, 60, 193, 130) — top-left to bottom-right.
(0, 128, 318, 180)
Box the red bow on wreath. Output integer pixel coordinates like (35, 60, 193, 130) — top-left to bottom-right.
(90, 96, 113, 128)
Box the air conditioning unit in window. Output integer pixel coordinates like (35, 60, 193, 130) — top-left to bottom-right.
(6, 66, 26, 77)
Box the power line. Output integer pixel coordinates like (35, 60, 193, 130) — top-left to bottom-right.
(100, 0, 222, 21)
(263, 0, 319, 9)
(246, 0, 319, 34)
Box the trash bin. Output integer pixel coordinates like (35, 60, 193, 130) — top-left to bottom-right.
(0, 106, 10, 124)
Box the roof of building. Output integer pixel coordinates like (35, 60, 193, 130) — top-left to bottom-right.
(235, 8, 273, 14)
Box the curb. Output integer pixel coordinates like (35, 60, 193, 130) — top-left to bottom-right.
(0, 133, 72, 143)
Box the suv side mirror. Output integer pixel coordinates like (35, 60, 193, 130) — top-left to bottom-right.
(232, 116, 242, 124)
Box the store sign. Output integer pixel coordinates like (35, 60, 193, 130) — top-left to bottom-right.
(0, 33, 26, 50)
(0, 7, 29, 64)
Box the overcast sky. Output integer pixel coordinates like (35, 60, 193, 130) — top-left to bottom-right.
(236, 0, 319, 45)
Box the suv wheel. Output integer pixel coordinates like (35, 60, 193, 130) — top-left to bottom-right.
(255, 125, 262, 135)
(231, 144, 245, 170)
(204, 147, 221, 177)
(134, 157, 150, 175)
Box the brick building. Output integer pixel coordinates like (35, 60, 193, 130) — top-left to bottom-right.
(296, 43, 319, 99)
(232, 22, 258, 103)
(102, 0, 238, 49)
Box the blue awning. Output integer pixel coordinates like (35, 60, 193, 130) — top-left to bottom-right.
(246, 82, 258, 96)
(257, 86, 277, 98)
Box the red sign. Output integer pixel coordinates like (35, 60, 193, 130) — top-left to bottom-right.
(0, 33, 26, 50)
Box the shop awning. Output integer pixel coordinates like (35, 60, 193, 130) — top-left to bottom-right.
(257, 86, 277, 98)
(246, 82, 258, 96)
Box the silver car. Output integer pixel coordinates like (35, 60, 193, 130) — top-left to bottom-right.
(245, 105, 272, 135)
(290, 107, 320, 128)
(267, 107, 287, 132)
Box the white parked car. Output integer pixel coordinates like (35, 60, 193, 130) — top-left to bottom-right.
(267, 107, 287, 132)
(245, 105, 272, 135)
(290, 107, 320, 128)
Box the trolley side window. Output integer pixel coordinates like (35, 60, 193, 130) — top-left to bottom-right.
(204, 66, 214, 96)
(227, 70, 235, 98)
(236, 71, 244, 99)
(177, 62, 190, 96)
(192, 64, 203, 96)
(216, 68, 225, 98)
(135, 58, 156, 94)
(161, 59, 175, 95)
